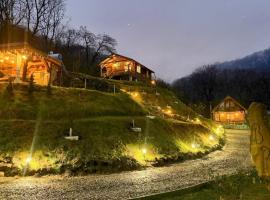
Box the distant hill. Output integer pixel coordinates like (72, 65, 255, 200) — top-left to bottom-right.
(218, 48, 270, 71)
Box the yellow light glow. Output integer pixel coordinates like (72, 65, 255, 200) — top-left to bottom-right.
(166, 109, 172, 114)
(132, 92, 139, 97)
(22, 55, 27, 60)
(191, 143, 196, 149)
(142, 148, 147, 154)
(25, 157, 32, 164)
(11, 60, 15, 64)
(214, 126, 224, 136)
(151, 80, 156, 85)
(195, 118, 201, 123)
(209, 135, 215, 141)
(126, 144, 160, 165)
(0, 59, 3, 63)
(5, 56, 9, 60)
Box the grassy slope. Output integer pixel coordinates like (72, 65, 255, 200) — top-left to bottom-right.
(0, 82, 223, 175)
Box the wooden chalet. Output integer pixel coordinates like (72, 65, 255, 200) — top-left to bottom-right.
(0, 42, 63, 85)
(99, 54, 155, 82)
(212, 96, 247, 124)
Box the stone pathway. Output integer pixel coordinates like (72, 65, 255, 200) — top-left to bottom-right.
(0, 129, 252, 200)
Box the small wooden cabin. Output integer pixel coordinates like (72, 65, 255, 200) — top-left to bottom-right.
(99, 54, 155, 82)
(212, 96, 247, 124)
(0, 43, 63, 85)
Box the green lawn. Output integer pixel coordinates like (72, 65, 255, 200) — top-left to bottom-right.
(140, 172, 270, 200)
(0, 82, 223, 176)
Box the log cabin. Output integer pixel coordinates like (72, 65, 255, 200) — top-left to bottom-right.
(99, 54, 155, 82)
(212, 96, 247, 124)
(0, 42, 63, 86)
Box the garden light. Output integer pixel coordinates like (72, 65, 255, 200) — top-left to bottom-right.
(209, 135, 215, 141)
(132, 92, 139, 97)
(166, 109, 172, 115)
(195, 118, 201, 123)
(142, 148, 147, 155)
(25, 157, 32, 164)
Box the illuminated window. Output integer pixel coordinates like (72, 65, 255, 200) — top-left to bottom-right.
(137, 65, 141, 73)
(125, 62, 130, 72)
(124, 65, 129, 72)
(113, 63, 120, 69)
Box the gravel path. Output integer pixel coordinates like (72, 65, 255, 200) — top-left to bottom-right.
(0, 129, 252, 200)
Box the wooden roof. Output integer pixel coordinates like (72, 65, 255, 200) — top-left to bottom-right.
(0, 42, 62, 67)
(212, 96, 247, 113)
(100, 54, 154, 73)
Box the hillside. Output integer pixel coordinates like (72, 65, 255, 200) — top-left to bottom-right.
(218, 48, 270, 71)
(0, 82, 223, 176)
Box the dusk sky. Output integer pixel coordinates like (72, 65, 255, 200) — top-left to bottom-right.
(66, 0, 270, 82)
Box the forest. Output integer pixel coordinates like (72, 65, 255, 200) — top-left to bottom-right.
(173, 65, 270, 117)
(0, 0, 117, 76)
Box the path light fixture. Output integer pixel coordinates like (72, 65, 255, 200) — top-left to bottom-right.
(142, 148, 147, 155)
(195, 118, 201, 123)
(25, 157, 32, 164)
(132, 92, 139, 97)
(209, 135, 215, 141)
(142, 148, 147, 162)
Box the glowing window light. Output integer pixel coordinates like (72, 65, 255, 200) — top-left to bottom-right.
(137, 65, 141, 73)
(113, 63, 120, 69)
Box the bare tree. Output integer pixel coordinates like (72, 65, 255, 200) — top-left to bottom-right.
(79, 26, 96, 64)
(0, 0, 25, 25)
(62, 28, 80, 49)
(24, 0, 34, 31)
(40, 0, 65, 44)
(91, 34, 117, 64)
